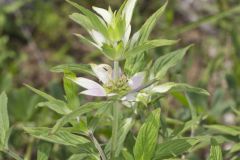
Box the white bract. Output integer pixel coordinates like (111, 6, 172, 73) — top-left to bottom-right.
(69, 0, 175, 61)
(70, 64, 145, 99)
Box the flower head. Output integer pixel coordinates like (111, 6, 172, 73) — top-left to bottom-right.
(70, 64, 145, 98)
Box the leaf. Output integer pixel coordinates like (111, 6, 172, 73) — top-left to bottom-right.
(74, 33, 101, 50)
(116, 118, 134, 156)
(63, 73, 80, 110)
(170, 116, 201, 137)
(51, 101, 112, 134)
(0, 92, 9, 149)
(209, 138, 223, 160)
(121, 0, 137, 26)
(132, 1, 168, 45)
(151, 82, 209, 96)
(66, 0, 108, 37)
(36, 101, 71, 115)
(69, 13, 94, 30)
(153, 138, 199, 159)
(125, 39, 177, 58)
(122, 150, 134, 160)
(25, 85, 71, 115)
(68, 154, 88, 160)
(92, 7, 112, 24)
(68, 153, 98, 160)
(50, 64, 94, 76)
(230, 143, 240, 153)
(25, 84, 57, 101)
(24, 127, 89, 146)
(105, 118, 134, 157)
(37, 142, 52, 160)
(204, 125, 240, 136)
(124, 52, 150, 76)
(153, 45, 192, 79)
(133, 108, 161, 160)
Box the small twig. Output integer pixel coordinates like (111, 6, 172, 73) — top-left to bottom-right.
(88, 131, 107, 160)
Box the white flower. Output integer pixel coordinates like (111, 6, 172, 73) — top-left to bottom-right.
(70, 64, 145, 99)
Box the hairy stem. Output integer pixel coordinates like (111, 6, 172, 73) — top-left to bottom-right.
(111, 101, 120, 159)
(113, 61, 119, 80)
(88, 131, 107, 160)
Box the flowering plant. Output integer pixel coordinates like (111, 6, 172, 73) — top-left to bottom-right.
(3, 0, 234, 160)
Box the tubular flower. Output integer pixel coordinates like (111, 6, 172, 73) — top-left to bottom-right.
(69, 64, 145, 99)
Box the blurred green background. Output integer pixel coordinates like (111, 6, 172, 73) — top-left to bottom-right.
(1, 0, 240, 159)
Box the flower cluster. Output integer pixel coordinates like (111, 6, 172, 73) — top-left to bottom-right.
(67, 0, 209, 107)
(70, 64, 145, 100)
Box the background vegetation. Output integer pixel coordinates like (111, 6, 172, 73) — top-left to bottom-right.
(1, 0, 240, 159)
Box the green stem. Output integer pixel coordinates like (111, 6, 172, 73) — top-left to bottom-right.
(88, 131, 107, 160)
(185, 93, 196, 137)
(111, 101, 119, 159)
(113, 61, 119, 80)
(24, 137, 33, 160)
(3, 149, 23, 160)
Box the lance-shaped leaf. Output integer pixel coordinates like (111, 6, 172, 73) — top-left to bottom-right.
(68, 153, 99, 160)
(209, 138, 223, 160)
(122, 150, 134, 160)
(105, 118, 134, 157)
(93, 6, 112, 24)
(125, 39, 177, 58)
(230, 143, 240, 154)
(25, 85, 71, 115)
(153, 45, 192, 79)
(132, 1, 168, 45)
(153, 138, 199, 159)
(51, 101, 112, 134)
(63, 73, 80, 110)
(74, 33, 101, 51)
(69, 13, 94, 30)
(204, 125, 240, 136)
(24, 127, 89, 146)
(66, 0, 108, 37)
(115, 118, 134, 156)
(121, 0, 137, 27)
(151, 82, 209, 96)
(0, 92, 9, 150)
(37, 142, 52, 160)
(50, 63, 94, 76)
(170, 116, 202, 137)
(124, 52, 149, 76)
(36, 101, 71, 115)
(133, 108, 161, 160)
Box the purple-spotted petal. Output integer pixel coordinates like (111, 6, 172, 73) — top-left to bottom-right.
(128, 72, 145, 90)
(71, 77, 103, 90)
(91, 64, 112, 84)
(80, 88, 106, 97)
